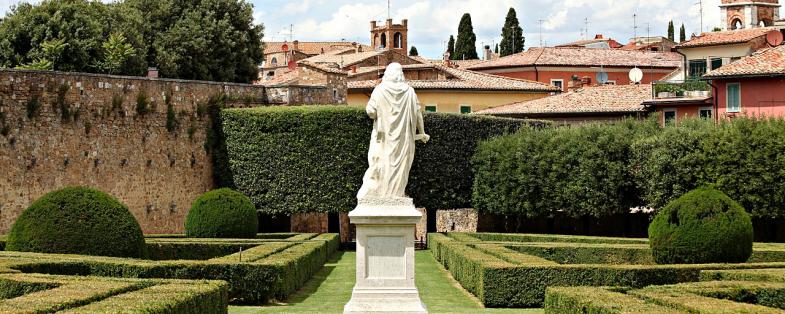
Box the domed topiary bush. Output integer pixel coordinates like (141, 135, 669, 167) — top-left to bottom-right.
(649, 187, 753, 264)
(6, 186, 145, 258)
(185, 188, 257, 238)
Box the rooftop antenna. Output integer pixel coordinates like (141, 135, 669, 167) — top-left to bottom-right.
(280, 24, 295, 42)
(696, 0, 704, 33)
(584, 18, 590, 40)
(646, 22, 651, 39)
(538, 19, 545, 47)
(387, 0, 391, 20)
(633, 14, 638, 39)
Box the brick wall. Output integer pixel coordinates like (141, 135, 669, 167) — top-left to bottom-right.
(0, 69, 340, 234)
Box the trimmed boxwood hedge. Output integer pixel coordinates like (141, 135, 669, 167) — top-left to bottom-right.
(221, 106, 542, 214)
(429, 232, 785, 308)
(0, 233, 339, 304)
(185, 188, 258, 238)
(6, 186, 145, 258)
(649, 187, 754, 264)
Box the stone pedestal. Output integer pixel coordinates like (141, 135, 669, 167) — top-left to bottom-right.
(344, 198, 427, 314)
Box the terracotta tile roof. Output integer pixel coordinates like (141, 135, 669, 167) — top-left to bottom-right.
(348, 63, 436, 77)
(264, 41, 372, 55)
(675, 28, 774, 48)
(347, 64, 558, 92)
(466, 47, 681, 70)
(255, 70, 300, 86)
(704, 44, 785, 78)
(477, 84, 652, 115)
(298, 61, 347, 74)
(302, 51, 385, 67)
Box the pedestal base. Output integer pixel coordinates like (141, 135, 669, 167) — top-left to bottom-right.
(343, 198, 427, 314)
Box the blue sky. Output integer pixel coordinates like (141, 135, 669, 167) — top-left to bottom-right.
(2, 0, 783, 59)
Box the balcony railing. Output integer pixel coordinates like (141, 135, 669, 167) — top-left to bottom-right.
(653, 80, 712, 99)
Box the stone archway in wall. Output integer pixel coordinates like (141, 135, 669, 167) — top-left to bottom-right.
(759, 19, 773, 27)
(730, 17, 743, 30)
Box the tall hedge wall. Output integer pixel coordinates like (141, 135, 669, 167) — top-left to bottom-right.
(472, 117, 785, 219)
(473, 119, 657, 218)
(221, 105, 541, 215)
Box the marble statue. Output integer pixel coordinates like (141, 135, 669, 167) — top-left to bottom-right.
(357, 63, 429, 200)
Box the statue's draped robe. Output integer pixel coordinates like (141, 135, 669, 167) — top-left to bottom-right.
(357, 70, 420, 199)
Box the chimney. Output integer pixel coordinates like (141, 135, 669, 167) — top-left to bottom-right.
(351, 66, 357, 73)
(293, 40, 300, 51)
(595, 34, 604, 39)
(483, 45, 492, 61)
(402, 19, 408, 27)
(371, 21, 377, 29)
(146, 67, 159, 78)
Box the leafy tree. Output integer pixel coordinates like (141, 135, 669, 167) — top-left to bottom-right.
(447, 35, 455, 58)
(667, 21, 675, 41)
(409, 46, 419, 56)
(453, 13, 478, 60)
(99, 33, 135, 75)
(499, 8, 524, 57)
(153, 0, 264, 83)
(680, 23, 687, 42)
(712, 27, 722, 32)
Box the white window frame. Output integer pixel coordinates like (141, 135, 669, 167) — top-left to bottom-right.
(726, 83, 741, 113)
(460, 104, 472, 114)
(699, 106, 713, 119)
(550, 79, 564, 92)
(424, 104, 438, 113)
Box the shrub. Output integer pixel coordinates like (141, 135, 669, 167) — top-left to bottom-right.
(6, 186, 145, 258)
(185, 188, 258, 238)
(472, 119, 657, 218)
(649, 187, 753, 264)
(221, 105, 538, 215)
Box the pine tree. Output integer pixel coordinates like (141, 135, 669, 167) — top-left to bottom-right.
(494, 43, 499, 53)
(453, 13, 478, 60)
(499, 8, 524, 57)
(447, 35, 455, 58)
(667, 21, 675, 41)
(680, 24, 687, 42)
(409, 46, 419, 56)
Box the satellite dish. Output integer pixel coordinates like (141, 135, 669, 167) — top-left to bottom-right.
(281, 44, 289, 52)
(629, 67, 644, 84)
(596, 71, 609, 84)
(287, 60, 297, 71)
(766, 30, 784, 47)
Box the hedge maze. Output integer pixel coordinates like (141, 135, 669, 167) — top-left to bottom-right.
(429, 232, 785, 310)
(0, 233, 339, 312)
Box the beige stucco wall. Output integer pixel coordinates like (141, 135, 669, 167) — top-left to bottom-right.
(679, 43, 757, 75)
(348, 90, 549, 113)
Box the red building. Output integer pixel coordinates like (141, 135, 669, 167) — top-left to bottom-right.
(466, 47, 681, 92)
(703, 44, 785, 119)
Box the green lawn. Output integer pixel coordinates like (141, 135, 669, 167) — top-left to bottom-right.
(230, 251, 542, 314)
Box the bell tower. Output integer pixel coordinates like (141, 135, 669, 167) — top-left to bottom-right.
(720, 0, 781, 30)
(370, 19, 408, 52)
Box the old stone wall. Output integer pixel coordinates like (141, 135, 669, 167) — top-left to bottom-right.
(0, 69, 338, 234)
(436, 209, 478, 232)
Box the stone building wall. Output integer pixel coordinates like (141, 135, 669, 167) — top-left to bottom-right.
(0, 69, 339, 234)
(436, 209, 479, 233)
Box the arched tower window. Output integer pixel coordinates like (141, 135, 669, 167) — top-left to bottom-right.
(380, 33, 387, 48)
(731, 18, 743, 30)
(271, 57, 278, 66)
(394, 32, 403, 48)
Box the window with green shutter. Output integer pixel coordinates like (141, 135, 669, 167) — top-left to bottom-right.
(425, 105, 437, 112)
(460, 105, 472, 114)
(727, 83, 741, 112)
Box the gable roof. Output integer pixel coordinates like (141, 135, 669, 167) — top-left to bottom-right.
(347, 64, 559, 92)
(704, 44, 785, 79)
(264, 41, 373, 55)
(466, 47, 681, 70)
(301, 49, 421, 69)
(675, 28, 774, 49)
(477, 84, 652, 115)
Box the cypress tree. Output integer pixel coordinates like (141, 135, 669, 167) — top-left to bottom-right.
(680, 24, 687, 42)
(499, 8, 524, 57)
(667, 21, 675, 41)
(494, 43, 499, 53)
(409, 46, 419, 56)
(453, 13, 478, 60)
(447, 35, 455, 58)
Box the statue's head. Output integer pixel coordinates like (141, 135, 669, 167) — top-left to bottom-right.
(382, 63, 405, 83)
